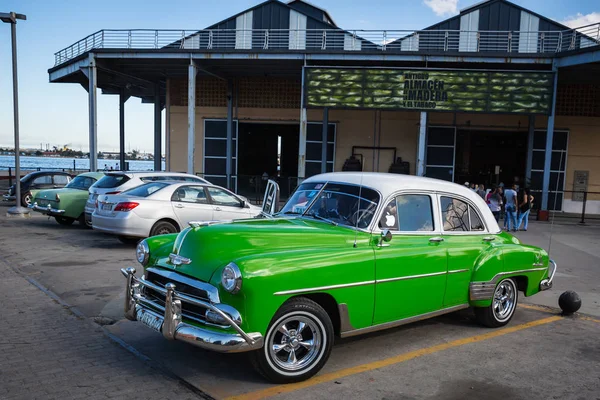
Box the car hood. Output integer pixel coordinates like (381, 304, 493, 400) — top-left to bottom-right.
(34, 188, 87, 200)
(154, 217, 362, 282)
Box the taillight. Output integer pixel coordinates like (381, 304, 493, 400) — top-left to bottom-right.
(114, 202, 139, 212)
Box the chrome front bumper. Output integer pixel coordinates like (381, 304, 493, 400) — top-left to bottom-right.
(28, 202, 65, 215)
(540, 259, 557, 291)
(120, 267, 263, 353)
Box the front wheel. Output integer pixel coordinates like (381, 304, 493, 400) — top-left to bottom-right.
(474, 278, 518, 328)
(250, 298, 333, 383)
(55, 216, 75, 226)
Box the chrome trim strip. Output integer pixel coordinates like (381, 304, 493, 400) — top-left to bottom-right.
(273, 280, 376, 296)
(172, 227, 193, 255)
(145, 267, 220, 303)
(448, 269, 469, 274)
(376, 271, 447, 284)
(340, 304, 469, 338)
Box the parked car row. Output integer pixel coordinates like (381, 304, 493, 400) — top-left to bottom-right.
(15, 170, 262, 243)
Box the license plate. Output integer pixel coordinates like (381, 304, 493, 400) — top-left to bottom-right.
(101, 203, 112, 211)
(136, 308, 163, 333)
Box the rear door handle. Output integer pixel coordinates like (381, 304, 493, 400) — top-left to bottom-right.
(429, 237, 444, 243)
(174, 204, 184, 209)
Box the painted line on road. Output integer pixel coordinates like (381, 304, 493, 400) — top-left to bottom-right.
(227, 315, 561, 400)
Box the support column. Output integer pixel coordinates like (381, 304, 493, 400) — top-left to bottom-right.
(321, 107, 329, 174)
(541, 68, 559, 211)
(119, 90, 128, 171)
(187, 62, 197, 175)
(88, 54, 98, 172)
(165, 79, 171, 172)
(298, 66, 307, 180)
(525, 115, 535, 185)
(416, 111, 428, 176)
(154, 82, 162, 171)
(226, 80, 233, 189)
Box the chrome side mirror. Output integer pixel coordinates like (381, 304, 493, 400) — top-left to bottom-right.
(379, 229, 393, 247)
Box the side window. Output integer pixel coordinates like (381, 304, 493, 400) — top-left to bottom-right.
(441, 196, 470, 231)
(469, 207, 485, 231)
(53, 175, 69, 185)
(172, 186, 208, 204)
(32, 175, 52, 185)
(207, 187, 242, 207)
(378, 195, 434, 232)
(379, 198, 399, 230)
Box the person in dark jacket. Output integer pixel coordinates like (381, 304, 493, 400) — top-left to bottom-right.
(517, 188, 534, 231)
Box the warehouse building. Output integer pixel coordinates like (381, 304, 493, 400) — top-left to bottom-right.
(48, 0, 600, 215)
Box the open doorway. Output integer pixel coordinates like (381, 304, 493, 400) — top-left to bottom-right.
(237, 123, 299, 178)
(454, 129, 528, 189)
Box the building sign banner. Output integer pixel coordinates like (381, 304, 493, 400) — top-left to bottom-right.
(304, 68, 553, 114)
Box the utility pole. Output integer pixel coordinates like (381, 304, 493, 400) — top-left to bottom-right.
(1, 11, 29, 217)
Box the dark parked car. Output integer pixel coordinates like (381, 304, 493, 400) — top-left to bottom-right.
(3, 171, 72, 206)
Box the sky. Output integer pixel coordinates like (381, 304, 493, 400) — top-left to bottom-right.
(0, 0, 598, 154)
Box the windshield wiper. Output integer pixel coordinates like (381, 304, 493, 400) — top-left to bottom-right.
(306, 213, 338, 226)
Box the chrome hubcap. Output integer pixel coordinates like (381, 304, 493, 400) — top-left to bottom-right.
(493, 280, 516, 321)
(269, 316, 322, 372)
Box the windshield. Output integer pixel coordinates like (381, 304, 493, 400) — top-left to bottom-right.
(122, 182, 169, 198)
(65, 175, 96, 190)
(280, 182, 380, 229)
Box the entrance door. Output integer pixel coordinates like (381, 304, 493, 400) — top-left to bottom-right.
(373, 193, 448, 324)
(425, 127, 456, 182)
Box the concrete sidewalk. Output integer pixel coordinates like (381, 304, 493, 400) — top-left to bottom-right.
(0, 259, 203, 400)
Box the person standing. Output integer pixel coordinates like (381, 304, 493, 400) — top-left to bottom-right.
(517, 188, 534, 231)
(486, 186, 502, 221)
(503, 183, 518, 232)
(477, 184, 486, 199)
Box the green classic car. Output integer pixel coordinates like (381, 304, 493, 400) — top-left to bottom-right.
(29, 172, 105, 225)
(121, 172, 556, 383)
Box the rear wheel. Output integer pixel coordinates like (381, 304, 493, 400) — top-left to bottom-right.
(250, 297, 333, 383)
(55, 216, 75, 226)
(474, 278, 518, 328)
(21, 191, 32, 207)
(150, 220, 178, 237)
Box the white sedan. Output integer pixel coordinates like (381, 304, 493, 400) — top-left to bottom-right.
(91, 181, 262, 243)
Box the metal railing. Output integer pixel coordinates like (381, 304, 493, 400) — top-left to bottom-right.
(53, 23, 600, 66)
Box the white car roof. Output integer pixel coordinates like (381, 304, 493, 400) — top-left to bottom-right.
(304, 172, 501, 233)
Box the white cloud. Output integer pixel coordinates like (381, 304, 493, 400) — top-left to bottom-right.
(560, 12, 600, 28)
(423, 0, 459, 17)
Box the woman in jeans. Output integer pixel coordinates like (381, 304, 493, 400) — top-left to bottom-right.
(517, 188, 534, 231)
(486, 186, 502, 221)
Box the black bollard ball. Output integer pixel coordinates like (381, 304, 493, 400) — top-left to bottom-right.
(558, 290, 582, 315)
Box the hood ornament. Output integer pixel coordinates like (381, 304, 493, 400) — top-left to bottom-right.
(168, 253, 191, 267)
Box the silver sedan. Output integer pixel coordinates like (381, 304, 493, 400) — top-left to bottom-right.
(91, 181, 262, 243)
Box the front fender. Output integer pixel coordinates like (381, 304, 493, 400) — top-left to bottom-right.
(210, 246, 376, 336)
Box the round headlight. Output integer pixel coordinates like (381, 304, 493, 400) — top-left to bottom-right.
(136, 240, 149, 266)
(221, 262, 242, 294)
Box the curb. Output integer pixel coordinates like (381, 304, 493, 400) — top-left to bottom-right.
(0, 256, 216, 400)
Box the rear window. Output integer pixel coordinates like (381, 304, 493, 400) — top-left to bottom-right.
(123, 182, 169, 198)
(94, 174, 130, 189)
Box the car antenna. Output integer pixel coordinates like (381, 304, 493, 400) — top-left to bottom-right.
(354, 171, 364, 248)
(547, 150, 565, 257)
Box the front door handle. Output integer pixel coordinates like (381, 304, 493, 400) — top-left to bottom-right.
(174, 204, 184, 209)
(483, 236, 495, 242)
(429, 237, 444, 243)
(214, 206, 222, 211)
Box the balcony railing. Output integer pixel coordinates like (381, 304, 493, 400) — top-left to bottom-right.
(54, 23, 600, 66)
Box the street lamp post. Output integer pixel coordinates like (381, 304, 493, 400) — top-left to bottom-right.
(1, 11, 29, 217)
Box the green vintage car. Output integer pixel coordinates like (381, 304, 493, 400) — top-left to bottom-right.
(29, 172, 105, 225)
(121, 172, 556, 383)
